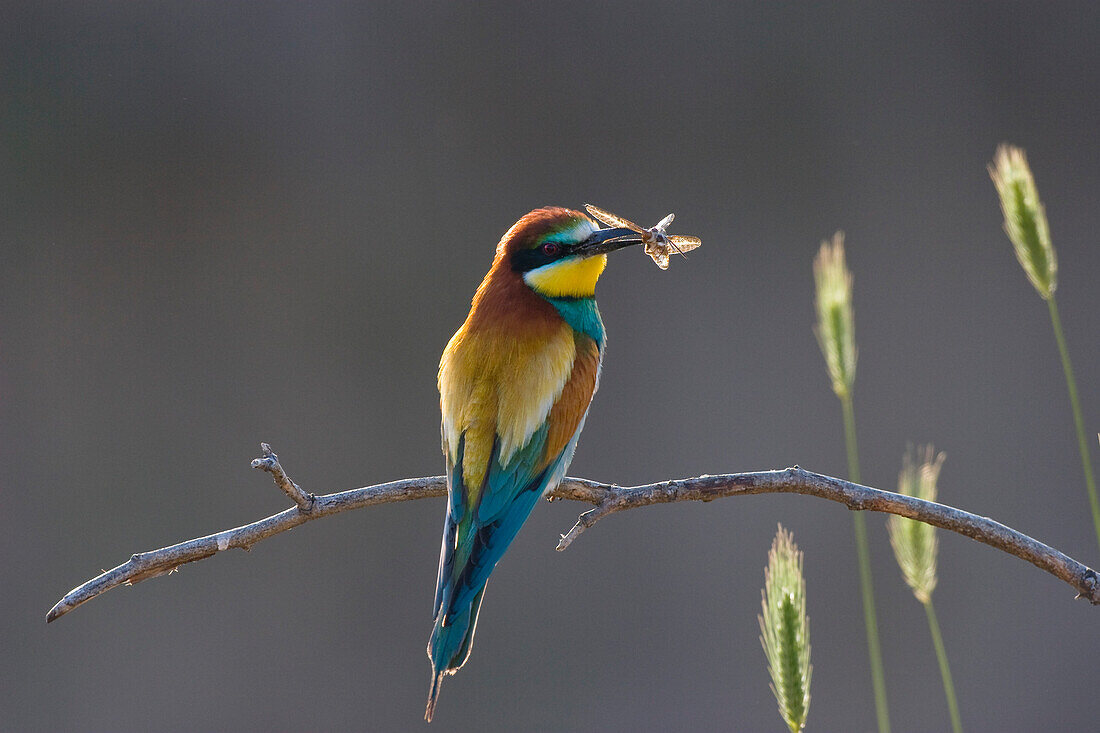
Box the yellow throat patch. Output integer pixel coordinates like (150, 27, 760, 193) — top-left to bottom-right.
(523, 254, 608, 298)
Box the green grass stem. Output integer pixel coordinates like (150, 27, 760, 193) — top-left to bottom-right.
(923, 599, 962, 733)
(1047, 296, 1100, 551)
(841, 395, 890, 733)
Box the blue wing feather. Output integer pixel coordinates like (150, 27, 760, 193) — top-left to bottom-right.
(432, 436, 466, 618)
(440, 422, 553, 622)
(427, 416, 581, 688)
(433, 397, 593, 626)
(476, 423, 550, 523)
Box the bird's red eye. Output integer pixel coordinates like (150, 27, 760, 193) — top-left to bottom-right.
(541, 242, 560, 256)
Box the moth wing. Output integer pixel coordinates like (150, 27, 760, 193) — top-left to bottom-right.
(667, 235, 702, 253)
(584, 204, 644, 233)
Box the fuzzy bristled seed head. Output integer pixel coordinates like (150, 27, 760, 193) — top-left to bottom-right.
(813, 232, 857, 398)
(887, 445, 946, 604)
(759, 525, 811, 733)
(989, 144, 1057, 299)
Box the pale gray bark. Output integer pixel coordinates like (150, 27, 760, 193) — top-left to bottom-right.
(46, 445, 1100, 623)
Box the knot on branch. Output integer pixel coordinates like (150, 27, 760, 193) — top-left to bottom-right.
(1077, 568, 1100, 605)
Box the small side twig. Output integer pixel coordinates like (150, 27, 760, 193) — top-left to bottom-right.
(251, 442, 315, 511)
(46, 448, 1100, 624)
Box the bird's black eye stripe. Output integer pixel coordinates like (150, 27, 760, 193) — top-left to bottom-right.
(511, 241, 567, 272)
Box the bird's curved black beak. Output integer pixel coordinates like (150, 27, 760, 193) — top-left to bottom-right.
(573, 227, 645, 258)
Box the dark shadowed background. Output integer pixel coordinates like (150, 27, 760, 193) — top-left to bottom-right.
(3, 2, 1099, 731)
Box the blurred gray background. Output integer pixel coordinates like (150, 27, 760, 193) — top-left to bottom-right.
(3, 2, 1099, 731)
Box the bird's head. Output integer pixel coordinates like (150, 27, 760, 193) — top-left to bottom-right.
(498, 207, 644, 299)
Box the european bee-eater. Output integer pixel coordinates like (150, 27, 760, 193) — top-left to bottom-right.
(426, 206, 650, 721)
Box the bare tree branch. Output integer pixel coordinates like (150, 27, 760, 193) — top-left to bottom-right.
(46, 445, 1100, 624)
